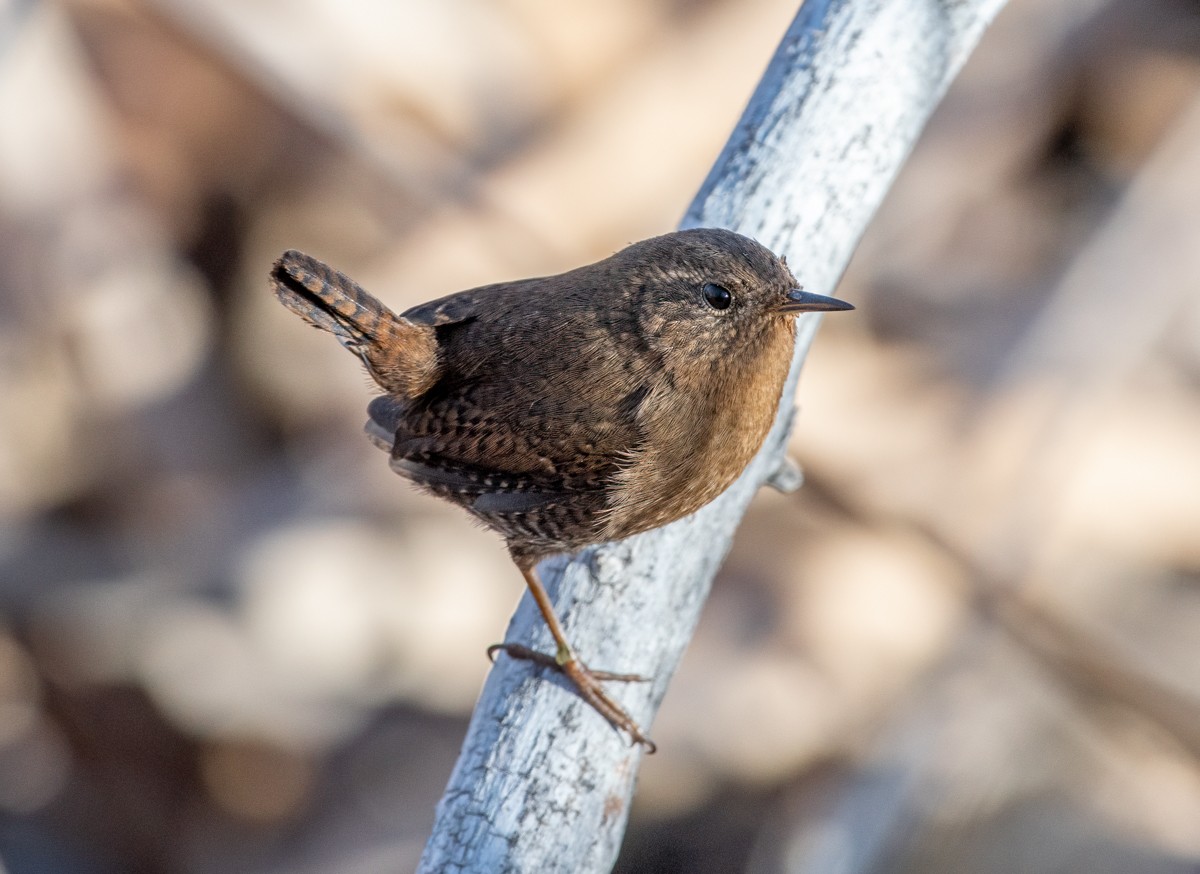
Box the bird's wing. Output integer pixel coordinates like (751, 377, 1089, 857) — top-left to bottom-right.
(399, 287, 489, 327)
(366, 390, 642, 514)
(370, 281, 655, 534)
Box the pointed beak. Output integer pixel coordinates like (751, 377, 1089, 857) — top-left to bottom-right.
(779, 288, 855, 313)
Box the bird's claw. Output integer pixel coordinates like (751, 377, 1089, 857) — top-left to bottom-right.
(488, 642, 656, 752)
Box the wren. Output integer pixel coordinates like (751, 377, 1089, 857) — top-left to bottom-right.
(269, 228, 852, 750)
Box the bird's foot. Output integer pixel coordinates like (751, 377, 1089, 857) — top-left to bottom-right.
(487, 642, 656, 753)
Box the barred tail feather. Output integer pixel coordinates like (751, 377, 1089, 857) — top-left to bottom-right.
(270, 250, 439, 399)
(270, 250, 394, 351)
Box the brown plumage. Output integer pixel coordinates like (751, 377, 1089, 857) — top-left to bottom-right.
(270, 228, 852, 749)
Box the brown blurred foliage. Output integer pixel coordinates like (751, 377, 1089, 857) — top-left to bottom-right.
(1, 0, 1199, 872)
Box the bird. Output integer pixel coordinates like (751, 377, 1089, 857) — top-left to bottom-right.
(269, 228, 852, 750)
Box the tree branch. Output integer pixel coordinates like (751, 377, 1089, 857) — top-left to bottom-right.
(418, 1, 1008, 871)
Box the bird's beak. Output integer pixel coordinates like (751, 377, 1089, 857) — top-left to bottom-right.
(779, 288, 855, 313)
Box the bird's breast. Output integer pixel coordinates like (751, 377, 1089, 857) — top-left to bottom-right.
(600, 327, 794, 539)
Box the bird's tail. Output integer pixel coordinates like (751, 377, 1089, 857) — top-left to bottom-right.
(270, 250, 438, 398)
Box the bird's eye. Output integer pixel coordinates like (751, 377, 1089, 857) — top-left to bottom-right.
(702, 283, 732, 311)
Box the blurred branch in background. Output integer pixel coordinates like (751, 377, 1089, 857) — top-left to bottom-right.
(1, 0, 1199, 872)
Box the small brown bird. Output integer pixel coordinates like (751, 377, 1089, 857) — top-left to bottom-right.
(270, 228, 852, 750)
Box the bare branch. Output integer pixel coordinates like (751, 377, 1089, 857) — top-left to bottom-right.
(419, 1, 1008, 871)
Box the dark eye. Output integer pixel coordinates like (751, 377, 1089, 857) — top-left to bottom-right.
(702, 283, 732, 310)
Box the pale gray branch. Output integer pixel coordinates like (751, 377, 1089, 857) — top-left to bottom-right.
(418, 1, 1008, 871)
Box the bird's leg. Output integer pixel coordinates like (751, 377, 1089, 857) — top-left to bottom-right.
(487, 561, 656, 752)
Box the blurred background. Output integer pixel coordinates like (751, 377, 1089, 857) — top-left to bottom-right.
(2, 0, 1200, 871)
